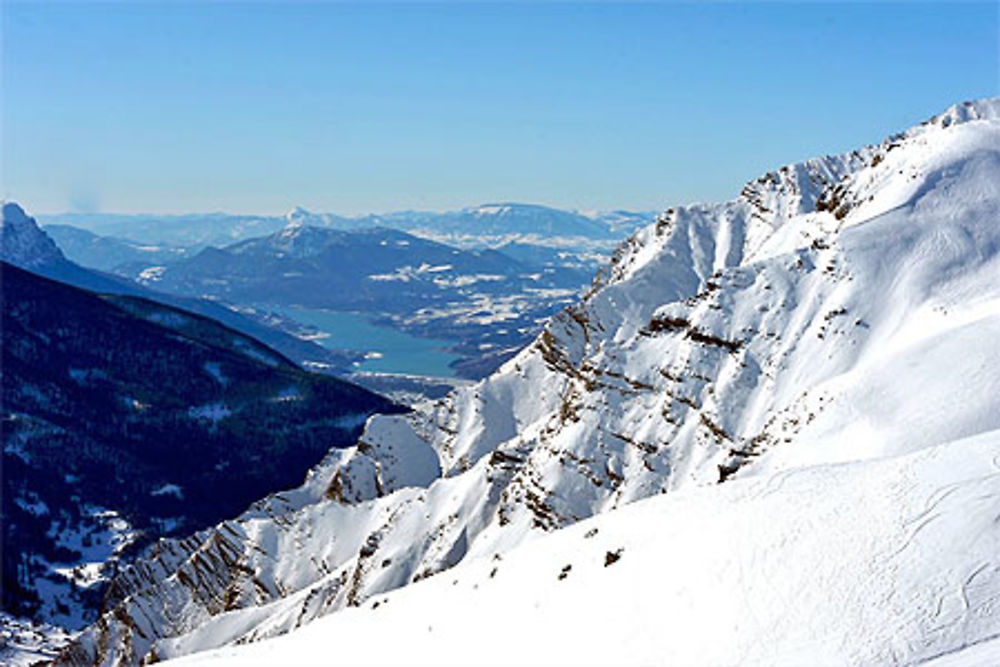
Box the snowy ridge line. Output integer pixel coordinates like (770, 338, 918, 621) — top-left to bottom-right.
(59, 97, 1000, 665)
(595, 98, 1000, 296)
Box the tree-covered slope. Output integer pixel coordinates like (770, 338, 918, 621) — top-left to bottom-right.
(1, 262, 399, 636)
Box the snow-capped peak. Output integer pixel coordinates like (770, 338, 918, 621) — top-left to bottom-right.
(2, 201, 67, 269)
(2, 201, 32, 225)
(284, 206, 312, 228)
(921, 97, 1000, 129)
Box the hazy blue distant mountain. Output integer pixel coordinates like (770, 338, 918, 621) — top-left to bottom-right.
(36, 211, 287, 248)
(43, 224, 191, 271)
(283, 203, 657, 241)
(593, 209, 660, 235)
(39, 203, 657, 249)
(431, 203, 616, 237)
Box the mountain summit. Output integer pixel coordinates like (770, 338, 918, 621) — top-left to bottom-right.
(284, 206, 313, 228)
(2, 201, 68, 268)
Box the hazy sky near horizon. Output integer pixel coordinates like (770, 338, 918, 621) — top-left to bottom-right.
(3, 2, 998, 216)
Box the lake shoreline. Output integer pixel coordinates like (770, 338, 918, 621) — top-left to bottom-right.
(261, 304, 462, 378)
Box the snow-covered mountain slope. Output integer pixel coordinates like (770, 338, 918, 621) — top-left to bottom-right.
(60, 98, 1000, 665)
(2, 202, 66, 268)
(179, 428, 1000, 666)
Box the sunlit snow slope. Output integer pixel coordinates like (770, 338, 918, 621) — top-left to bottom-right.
(180, 429, 1000, 666)
(63, 98, 1000, 666)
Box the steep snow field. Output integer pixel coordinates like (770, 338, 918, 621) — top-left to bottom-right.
(179, 429, 1000, 666)
(61, 98, 1000, 665)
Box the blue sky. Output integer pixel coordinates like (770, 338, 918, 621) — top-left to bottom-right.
(3, 2, 997, 215)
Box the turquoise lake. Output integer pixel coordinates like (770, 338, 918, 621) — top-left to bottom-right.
(267, 305, 460, 377)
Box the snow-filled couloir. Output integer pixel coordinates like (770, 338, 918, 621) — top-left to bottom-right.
(59, 98, 1000, 665)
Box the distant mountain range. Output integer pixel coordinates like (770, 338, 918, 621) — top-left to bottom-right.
(44, 224, 191, 272)
(131, 224, 586, 311)
(37, 211, 284, 250)
(39, 203, 656, 250)
(284, 203, 650, 241)
(1, 260, 399, 636)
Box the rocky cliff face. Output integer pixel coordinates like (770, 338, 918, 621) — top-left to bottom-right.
(62, 98, 1000, 664)
(2, 202, 67, 269)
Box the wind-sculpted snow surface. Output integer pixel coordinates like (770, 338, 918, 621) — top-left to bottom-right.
(178, 429, 1000, 666)
(62, 98, 1000, 665)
